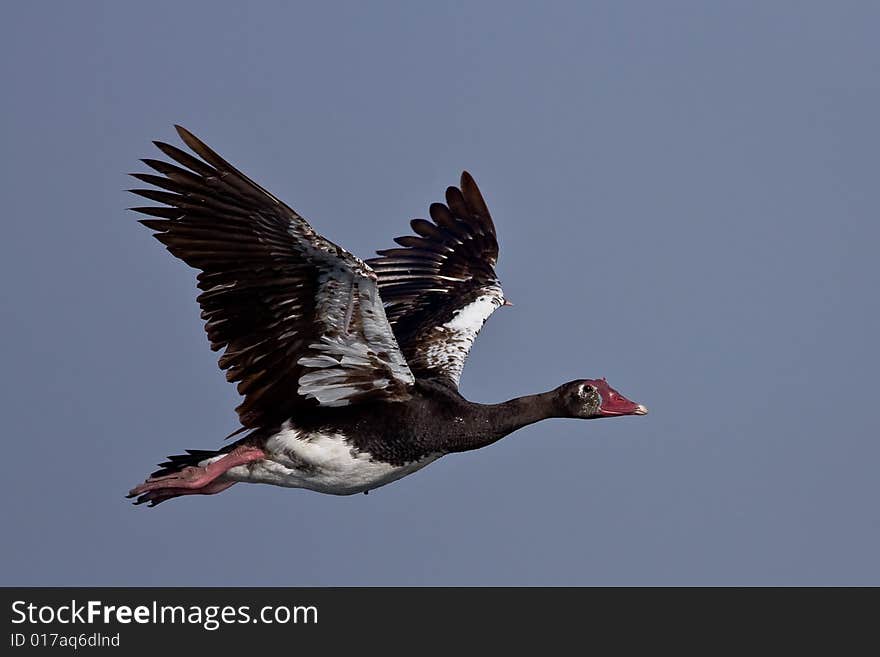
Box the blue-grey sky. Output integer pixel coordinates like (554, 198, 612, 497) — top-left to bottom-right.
(2, 1, 878, 585)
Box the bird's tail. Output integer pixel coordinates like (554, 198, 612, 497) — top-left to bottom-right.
(149, 447, 233, 478)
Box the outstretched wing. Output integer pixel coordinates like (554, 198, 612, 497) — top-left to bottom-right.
(130, 126, 414, 428)
(366, 172, 504, 386)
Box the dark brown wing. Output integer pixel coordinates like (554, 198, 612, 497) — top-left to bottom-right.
(130, 126, 414, 428)
(366, 172, 503, 386)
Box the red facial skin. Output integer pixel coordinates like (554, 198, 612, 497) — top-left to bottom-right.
(584, 378, 648, 417)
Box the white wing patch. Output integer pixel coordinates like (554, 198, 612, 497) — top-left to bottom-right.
(297, 265, 415, 406)
(423, 285, 504, 385)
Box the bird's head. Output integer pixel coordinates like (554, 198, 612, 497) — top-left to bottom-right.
(557, 378, 648, 419)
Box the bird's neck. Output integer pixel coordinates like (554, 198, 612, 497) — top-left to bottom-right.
(446, 389, 563, 453)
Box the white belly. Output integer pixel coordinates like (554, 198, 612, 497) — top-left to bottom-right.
(216, 426, 441, 496)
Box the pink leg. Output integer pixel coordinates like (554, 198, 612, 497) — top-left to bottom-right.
(127, 445, 265, 506)
(132, 479, 237, 507)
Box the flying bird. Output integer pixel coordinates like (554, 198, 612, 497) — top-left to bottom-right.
(127, 126, 647, 506)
